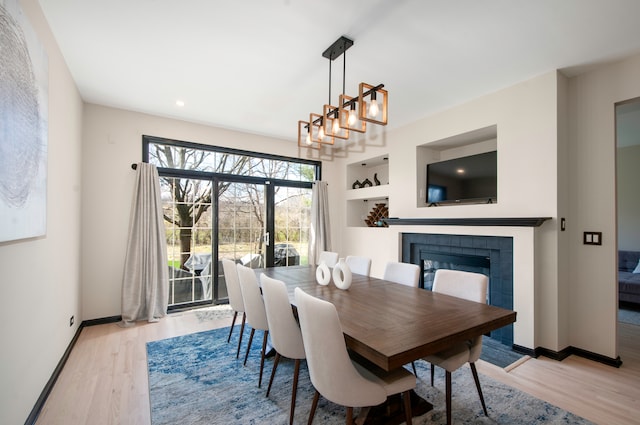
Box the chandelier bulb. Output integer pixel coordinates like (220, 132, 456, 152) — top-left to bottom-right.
(318, 126, 325, 140)
(306, 132, 311, 145)
(348, 109, 357, 126)
(369, 98, 379, 118)
(332, 118, 340, 134)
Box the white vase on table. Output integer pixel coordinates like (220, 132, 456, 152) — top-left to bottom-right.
(332, 258, 352, 290)
(316, 261, 331, 285)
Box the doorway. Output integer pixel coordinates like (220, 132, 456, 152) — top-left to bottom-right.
(615, 98, 640, 324)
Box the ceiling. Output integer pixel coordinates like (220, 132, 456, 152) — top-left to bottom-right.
(38, 0, 640, 144)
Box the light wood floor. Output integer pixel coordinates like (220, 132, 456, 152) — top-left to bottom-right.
(35, 308, 640, 425)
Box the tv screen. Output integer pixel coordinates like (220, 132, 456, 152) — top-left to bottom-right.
(427, 151, 497, 204)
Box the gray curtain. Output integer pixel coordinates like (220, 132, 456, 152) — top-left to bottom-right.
(120, 162, 169, 326)
(309, 181, 331, 266)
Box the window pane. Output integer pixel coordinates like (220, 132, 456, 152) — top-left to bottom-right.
(149, 143, 215, 172)
(162, 175, 213, 306)
(218, 182, 265, 268)
(274, 186, 311, 266)
(149, 140, 316, 182)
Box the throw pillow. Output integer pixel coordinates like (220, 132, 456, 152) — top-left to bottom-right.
(633, 259, 640, 274)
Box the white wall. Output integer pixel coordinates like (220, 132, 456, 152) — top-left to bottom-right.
(80, 105, 342, 319)
(335, 72, 562, 352)
(568, 54, 640, 358)
(0, 1, 83, 423)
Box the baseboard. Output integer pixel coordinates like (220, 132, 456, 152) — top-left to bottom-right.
(533, 345, 622, 368)
(512, 344, 536, 357)
(569, 346, 623, 368)
(82, 315, 122, 327)
(24, 323, 85, 425)
(24, 315, 122, 425)
(533, 345, 573, 361)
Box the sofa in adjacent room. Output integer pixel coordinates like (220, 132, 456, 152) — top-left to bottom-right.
(619, 250, 640, 305)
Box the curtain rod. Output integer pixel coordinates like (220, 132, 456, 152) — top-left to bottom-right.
(131, 163, 137, 170)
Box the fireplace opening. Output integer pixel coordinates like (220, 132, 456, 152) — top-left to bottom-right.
(422, 251, 490, 292)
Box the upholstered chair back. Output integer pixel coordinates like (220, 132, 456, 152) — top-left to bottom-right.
(345, 255, 372, 276)
(261, 275, 305, 360)
(432, 269, 488, 361)
(222, 259, 244, 313)
(383, 262, 420, 287)
(318, 251, 339, 268)
(237, 264, 268, 331)
(295, 288, 387, 407)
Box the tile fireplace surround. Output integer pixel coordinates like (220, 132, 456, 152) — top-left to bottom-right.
(401, 232, 514, 346)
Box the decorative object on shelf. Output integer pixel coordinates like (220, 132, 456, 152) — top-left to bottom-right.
(352, 180, 362, 189)
(315, 261, 331, 285)
(365, 203, 389, 227)
(374, 173, 381, 186)
(298, 36, 388, 148)
(361, 178, 372, 187)
(332, 258, 352, 290)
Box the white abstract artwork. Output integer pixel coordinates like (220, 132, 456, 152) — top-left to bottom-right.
(0, 0, 48, 242)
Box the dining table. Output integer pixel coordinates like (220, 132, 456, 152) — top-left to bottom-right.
(255, 264, 517, 423)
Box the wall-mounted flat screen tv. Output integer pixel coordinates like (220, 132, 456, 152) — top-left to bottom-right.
(426, 151, 497, 205)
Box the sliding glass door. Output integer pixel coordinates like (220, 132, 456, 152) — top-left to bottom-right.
(214, 181, 312, 303)
(215, 180, 267, 301)
(144, 134, 320, 309)
(273, 185, 311, 267)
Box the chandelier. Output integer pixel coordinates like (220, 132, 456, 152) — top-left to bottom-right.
(298, 36, 388, 148)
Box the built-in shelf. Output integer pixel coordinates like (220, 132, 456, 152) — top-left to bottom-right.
(347, 198, 389, 227)
(347, 154, 389, 191)
(417, 125, 498, 208)
(346, 154, 390, 227)
(383, 217, 552, 227)
(345, 185, 388, 200)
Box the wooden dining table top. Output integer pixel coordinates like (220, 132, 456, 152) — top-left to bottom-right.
(256, 265, 517, 371)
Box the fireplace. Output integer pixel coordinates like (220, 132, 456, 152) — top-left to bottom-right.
(402, 233, 514, 347)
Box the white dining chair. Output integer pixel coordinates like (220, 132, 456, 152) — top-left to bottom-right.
(236, 264, 269, 388)
(424, 269, 489, 425)
(383, 261, 420, 287)
(221, 259, 246, 359)
(260, 274, 306, 425)
(345, 255, 372, 276)
(318, 251, 339, 268)
(383, 261, 421, 374)
(295, 287, 415, 425)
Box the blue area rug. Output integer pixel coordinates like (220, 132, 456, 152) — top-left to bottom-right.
(147, 327, 594, 425)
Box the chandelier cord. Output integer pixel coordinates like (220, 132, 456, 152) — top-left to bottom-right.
(342, 48, 346, 95)
(328, 55, 332, 105)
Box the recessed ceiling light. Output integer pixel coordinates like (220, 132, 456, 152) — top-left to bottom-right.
(456, 168, 465, 174)
(175, 100, 185, 107)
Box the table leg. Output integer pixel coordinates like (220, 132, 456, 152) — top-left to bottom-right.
(358, 390, 432, 425)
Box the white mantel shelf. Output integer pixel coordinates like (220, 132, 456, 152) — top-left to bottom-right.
(383, 217, 552, 227)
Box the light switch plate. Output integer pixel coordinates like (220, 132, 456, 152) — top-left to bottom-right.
(583, 231, 602, 245)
